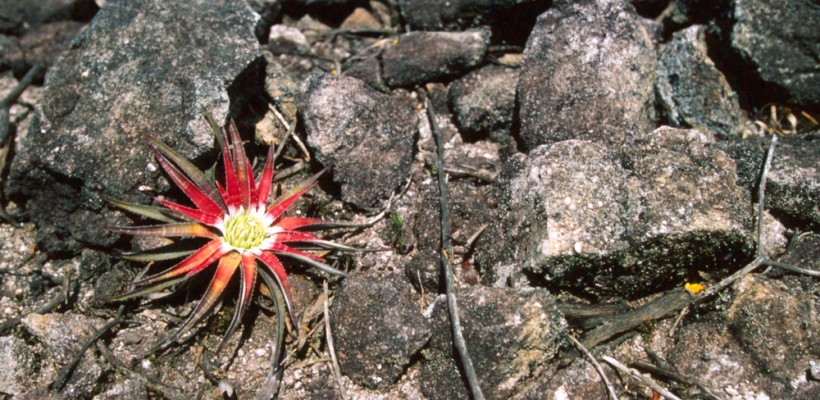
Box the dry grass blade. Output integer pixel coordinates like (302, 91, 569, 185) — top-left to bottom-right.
(565, 334, 618, 400)
(323, 280, 348, 400)
(601, 356, 682, 400)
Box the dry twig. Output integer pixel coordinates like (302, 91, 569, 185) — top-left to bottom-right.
(323, 280, 348, 400)
(601, 356, 682, 400)
(426, 97, 485, 400)
(565, 334, 618, 400)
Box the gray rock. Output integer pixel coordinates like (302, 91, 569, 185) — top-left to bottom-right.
(398, 0, 548, 33)
(718, 134, 820, 230)
(329, 274, 432, 389)
(0, 0, 92, 32)
(518, 0, 657, 149)
(299, 74, 416, 209)
(448, 64, 518, 143)
(478, 127, 753, 299)
(1, 21, 85, 74)
(730, 0, 820, 106)
(382, 29, 490, 87)
(21, 312, 106, 398)
(421, 286, 565, 400)
(659, 274, 819, 399)
(657, 25, 744, 137)
(94, 380, 148, 400)
(256, 51, 299, 145)
(6, 0, 259, 254)
(0, 336, 38, 396)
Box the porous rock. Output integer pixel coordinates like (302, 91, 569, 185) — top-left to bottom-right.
(421, 286, 565, 400)
(0, 336, 38, 396)
(329, 273, 431, 389)
(477, 127, 753, 299)
(657, 25, 744, 137)
(730, 0, 820, 106)
(6, 0, 259, 254)
(299, 74, 416, 209)
(448, 64, 518, 143)
(718, 134, 820, 230)
(382, 29, 490, 87)
(518, 0, 657, 149)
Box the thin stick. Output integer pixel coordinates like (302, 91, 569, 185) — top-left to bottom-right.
(323, 280, 348, 400)
(565, 334, 618, 400)
(0, 64, 44, 144)
(270, 105, 310, 162)
(756, 134, 777, 258)
(601, 356, 682, 400)
(426, 97, 485, 400)
(761, 259, 819, 277)
(631, 361, 727, 400)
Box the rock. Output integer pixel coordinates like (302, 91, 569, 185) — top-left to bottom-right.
(718, 134, 820, 230)
(382, 29, 490, 87)
(245, 0, 281, 40)
(256, 51, 300, 146)
(299, 74, 416, 209)
(0, 0, 94, 32)
(268, 24, 310, 55)
(658, 274, 819, 399)
(448, 64, 518, 143)
(518, 0, 657, 149)
(6, 0, 259, 254)
(728, 274, 819, 386)
(21, 312, 106, 398)
(0, 336, 38, 396)
(94, 380, 148, 400)
(729, 0, 820, 106)
(478, 127, 753, 299)
(657, 25, 744, 137)
(397, 0, 548, 44)
(341, 7, 382, 29)
(1, 21, 85, 73)
(421, 286, 565, 399)
(329, 274, 432, 389)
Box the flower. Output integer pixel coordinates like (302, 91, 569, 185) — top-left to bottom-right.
(108, 118, 349, 351)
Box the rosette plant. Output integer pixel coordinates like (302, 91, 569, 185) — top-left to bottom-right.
(108, 115, 351, 352)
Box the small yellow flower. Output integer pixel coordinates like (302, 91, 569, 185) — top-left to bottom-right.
(685, 282, 705, 294)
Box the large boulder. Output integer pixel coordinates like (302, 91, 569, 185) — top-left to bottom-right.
(518, 0, 657, 149)
(6, 0, 259, 254)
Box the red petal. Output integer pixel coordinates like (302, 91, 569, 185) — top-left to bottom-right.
(156, 197, 220, 226)
(271, 231, 321, 243)
(227, 120, 252, 210)
(151, 147, 224, 216)
(218, 252, 257, 353)
(266, 169, 325, 220)
(256, 251, 298, 329)
(219, 125, 241, 210)
(256, 145, 276, 208)
(161, 252, 242, 348)
(274, 217, 329, 230)
(136, 239, 226, 286)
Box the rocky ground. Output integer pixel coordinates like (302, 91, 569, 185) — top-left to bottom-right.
(0, 0, 817, 399)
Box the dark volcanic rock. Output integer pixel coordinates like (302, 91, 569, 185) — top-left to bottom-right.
(729, 0, 820, 106)
(448, 64, 518, 143)
(6, 0, 259, 254)
(397, 0, 548, 44)
(421, 286, 565, 400)
(477, 127, 753, 299)
(657, 25, 744, 137)
(1, 21, 86, 73)
(382, 29, 490, 88)
(518, 0, 657, 149)
(299, 74, 416, 209)
(329, 274, 431, 389)
(718, 134, 820, 230)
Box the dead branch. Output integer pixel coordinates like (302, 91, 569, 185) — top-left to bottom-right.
(601, 356, 682, 400)
(566, 334, 618, 400)
(323, 280, 348, 400)
(426, 97, 485, 400)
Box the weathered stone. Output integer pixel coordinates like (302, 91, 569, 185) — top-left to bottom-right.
(382, 29, 490, 87)
(421, 286, 565, 400)
(341, 7, 381, 29)
(657, 25, 744, 137)
(718, 134, 820, 230)
(256, 51, 299, 146)
(518, 0, 657, 149)
(478, 127, 753, 299)
(268, 24, 310, 55)
(6, 0, 259, 254)
(330, 274, 431, 389)
(94, 380, 148, 400)
(0, 336, 38, 396)
(397, 0, 548, 45)
(1, 21, 85, 73)
(448, 64, 518, 143)
(730, 0, 820, 106)
(299, 74, 416, 209)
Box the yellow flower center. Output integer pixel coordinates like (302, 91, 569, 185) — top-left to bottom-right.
(223, 212, 266, 250)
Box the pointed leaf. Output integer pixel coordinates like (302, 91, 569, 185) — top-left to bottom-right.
(266, 169, 325, 220)
(256, 145, 276, 207)
(227, 120, 252, 210)
(151, 147, 224, 216)
(107, 198, 184, 223)
(145, 134, 226, 212)
(257, 251, 299, 330)
(107, 222, 216, 238)
(217, 253, 257, 353)
(135, 239, 225, 286)
(156, 197, 220, 226)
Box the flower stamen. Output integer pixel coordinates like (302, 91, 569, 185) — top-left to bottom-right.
(223, 212, 266, 250)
